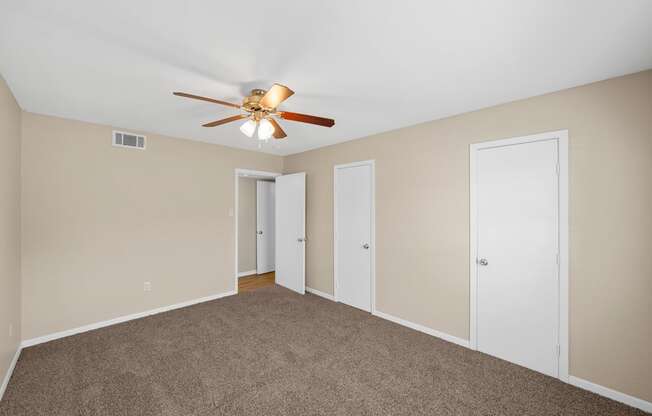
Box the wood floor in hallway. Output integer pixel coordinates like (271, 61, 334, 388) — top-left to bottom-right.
(238, 271, 275, 292)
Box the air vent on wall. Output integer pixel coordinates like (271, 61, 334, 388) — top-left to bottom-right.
(113, 131, 146, 150)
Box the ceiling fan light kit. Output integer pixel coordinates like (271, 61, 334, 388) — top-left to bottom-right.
(257, 118, 275, 140)
(173, 83, 335, 144)
(239, 119, 257, 138)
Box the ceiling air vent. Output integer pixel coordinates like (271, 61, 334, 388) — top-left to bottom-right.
(113, 130, 146, 150)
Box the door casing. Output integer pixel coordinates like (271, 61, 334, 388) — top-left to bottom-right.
(469, 130, 569, 382)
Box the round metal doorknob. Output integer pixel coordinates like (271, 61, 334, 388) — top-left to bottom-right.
(257, 231, 263, 235)
(478, 258, 488, 266)
(362, 243, 370, 249)
(297, 237, 306, 242)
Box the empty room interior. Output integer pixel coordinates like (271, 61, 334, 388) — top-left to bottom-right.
(1, 1, 651, 415)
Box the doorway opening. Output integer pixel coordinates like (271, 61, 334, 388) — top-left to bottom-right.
(234, 169, 307, 295)
(235, 169, 281, 293)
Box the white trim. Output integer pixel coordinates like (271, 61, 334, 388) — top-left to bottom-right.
(373, 310, 470, 349)
(469, 143, 478, 349)
(469, 130, 569, 382)
(569, 376, 652, 413)
(0, 346, 21, 402)
(557, 132, 569, 382)
(235, 168, 282, 178)
(238, 270, 257, 278)
(333, 160, 376, 313)
(234, 168, 282, 294)
(21, 290, 236, 348)
(306, 287, 335, 301)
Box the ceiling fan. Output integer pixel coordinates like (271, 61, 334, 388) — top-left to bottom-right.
(173, 84, 335, 141)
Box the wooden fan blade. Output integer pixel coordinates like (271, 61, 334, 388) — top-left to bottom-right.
(173, 92, 241, 109)
(259, 84, 294, 109)
(268, 118, 287, 139)
(202, 114, 248, 127)
(280, 111, 335, 127)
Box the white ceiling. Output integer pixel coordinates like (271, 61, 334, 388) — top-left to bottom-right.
(1, 1, 651, 155)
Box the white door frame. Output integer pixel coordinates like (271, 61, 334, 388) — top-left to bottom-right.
(234, 168, 282, 293)
(469, 130, 569, 382)
(333, 160, 376, 313)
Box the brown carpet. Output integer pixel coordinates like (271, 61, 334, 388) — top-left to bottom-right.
(1, 285, 647, 416)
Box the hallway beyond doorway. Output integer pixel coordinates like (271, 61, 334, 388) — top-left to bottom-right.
(238, 272, 275, 292)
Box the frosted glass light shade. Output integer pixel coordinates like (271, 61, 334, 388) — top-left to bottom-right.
(240, 119, 257, 138)
(257, 118, 274, 140)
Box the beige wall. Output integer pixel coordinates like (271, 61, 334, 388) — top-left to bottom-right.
(0, 76, 21, 386)
(284, 70, 652, 402)
(21, 113, 283, 340)
(238, 177, 257, 273)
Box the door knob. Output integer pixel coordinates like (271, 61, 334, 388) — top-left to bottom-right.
(478, 258, 488, 266)
(297, 237, 306, 242)
(362, 243, 370, 249)
(257, 231, 263, 235)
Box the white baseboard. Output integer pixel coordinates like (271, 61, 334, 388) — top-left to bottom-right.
(238, 270, 257, 278)
(306, 287, 335, 301)
(21, 290, 237, 348)
(0, 346, 21, 402)
(569, 376, 652, 413)
(372, 309, 471, 349)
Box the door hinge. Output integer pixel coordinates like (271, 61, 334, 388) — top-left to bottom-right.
(556, 344, 560, 357)
(555, 163, 560, 175)
(556, 253, 559, 265)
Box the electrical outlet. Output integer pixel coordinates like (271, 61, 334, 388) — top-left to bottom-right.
(144, 281, 152, 292)
(228, 208, 234, 217)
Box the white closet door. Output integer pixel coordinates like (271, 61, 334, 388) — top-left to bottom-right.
(256, 181, 275, 274)
(476, 139, 559, 377)
(335, 162, 373, 312)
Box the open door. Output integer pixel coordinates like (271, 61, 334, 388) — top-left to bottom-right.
(256, 181, 275, 274)
(275, 172, 306, 294)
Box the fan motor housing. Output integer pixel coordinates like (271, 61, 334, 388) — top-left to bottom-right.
(242, 89, 270, 112)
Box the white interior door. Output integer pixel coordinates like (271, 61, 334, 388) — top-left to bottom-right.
(476, 139, 559, 377)
(256, 180, 275, 274)
(335, 162, 373, 312)
(275, 172, 306, 294)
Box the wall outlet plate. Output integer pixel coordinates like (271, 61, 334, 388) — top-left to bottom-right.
(144, 281, 152, 292)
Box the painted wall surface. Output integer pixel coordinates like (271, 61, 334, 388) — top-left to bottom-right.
(284, 70, 652, 402)
(238, 177, 257, 273)
(0, 75, 21, 390)
(20, 113, 283, 340)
